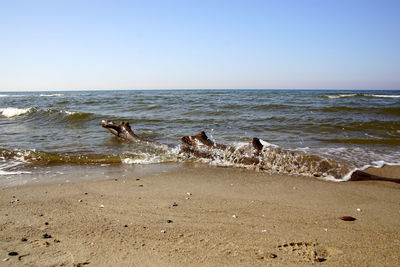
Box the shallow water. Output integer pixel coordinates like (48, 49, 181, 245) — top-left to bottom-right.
(1, 89, 399, 182)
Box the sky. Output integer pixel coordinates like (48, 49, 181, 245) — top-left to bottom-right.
(1, 0, 399, 91)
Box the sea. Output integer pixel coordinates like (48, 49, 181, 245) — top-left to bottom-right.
(1, 89, 399, 187)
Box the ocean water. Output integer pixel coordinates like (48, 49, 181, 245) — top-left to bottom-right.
(1, 90, 399, 184)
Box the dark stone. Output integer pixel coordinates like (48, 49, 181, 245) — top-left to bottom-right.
(21, 238, 28, 242)
(166, 220, 173, 223)
(44, 222, 49, 225)
(339, 216, 356, 221)
(267, 253, 277, 258)
(8, 252, 18, 256)
(42, 233, 52, 239)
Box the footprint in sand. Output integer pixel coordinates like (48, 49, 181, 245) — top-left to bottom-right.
(277, 241, 328, 263)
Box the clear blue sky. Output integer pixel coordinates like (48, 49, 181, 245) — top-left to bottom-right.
(1, 0, 399, 91)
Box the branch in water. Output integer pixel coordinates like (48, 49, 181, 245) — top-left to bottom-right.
(101, 120, 399, 183)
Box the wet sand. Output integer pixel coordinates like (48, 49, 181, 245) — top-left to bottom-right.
(1, 164, 400, 266)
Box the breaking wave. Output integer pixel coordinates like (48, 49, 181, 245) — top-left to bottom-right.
(323, 93, 400, 99)
(0, 93, 65, 98)
(0, 107, 94, 123)
(1, 139, 399, 181)
(0, 107, 35, 117)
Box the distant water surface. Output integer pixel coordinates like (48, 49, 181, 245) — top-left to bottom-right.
(1, 90, 399, 182)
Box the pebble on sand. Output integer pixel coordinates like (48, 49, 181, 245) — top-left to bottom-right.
(339, 216, 356, 221)
(8, 252, 18, 256)
(42, 233, 52, 239)
(232, 214, 238, 218)
(267, 253, 277, 258)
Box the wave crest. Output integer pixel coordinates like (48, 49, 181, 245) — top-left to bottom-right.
(0, 107, 35, 118)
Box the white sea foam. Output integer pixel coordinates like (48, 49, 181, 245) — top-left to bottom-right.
(62, 110, 78, 115)
(0, 169, 30, 175)
(327, 94, 356, 99)
(0, 107, 34, 118)
(0, 161, 30, 175)
(259, 139, 279, 148)
(327, 93, 400, 99)
(39, 94, 65, 97)
(368, 94, 400, 98)
(122, 154, 165, 164)
(0, 94, 29, 98)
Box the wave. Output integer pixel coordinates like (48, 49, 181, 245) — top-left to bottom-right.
(326, 94, 357, 99)
(321, 106, 400, 116)
(319, 138, 400, 145)
(1, 139, 398, 182)
(39, 94, 65, 97)
(0, 107, 35, 117)
(0, 93, 65, 98)
(368, 94, 400, 98)
(0, 94, 29, 98)
(0, 107, 94, 123)
(323, 93, 400, 99)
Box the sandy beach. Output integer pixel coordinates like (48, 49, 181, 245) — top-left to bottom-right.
(1, 164, 399, 266)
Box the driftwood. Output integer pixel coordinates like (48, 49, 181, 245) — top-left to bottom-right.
(101, 120, 399, 183)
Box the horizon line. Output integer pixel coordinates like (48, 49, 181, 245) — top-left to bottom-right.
(1, 88, 399, 92)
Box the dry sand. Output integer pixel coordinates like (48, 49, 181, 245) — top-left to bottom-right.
(1, 164, 400, 266)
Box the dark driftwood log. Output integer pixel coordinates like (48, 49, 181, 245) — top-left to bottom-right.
(101, 120, 399, 183)
(101, 120, 148, 143)
(349, 170, 399, 183)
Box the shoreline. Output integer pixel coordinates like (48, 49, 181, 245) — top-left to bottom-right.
(1, 162, 399, 189)
(1, 164, 400, 266)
